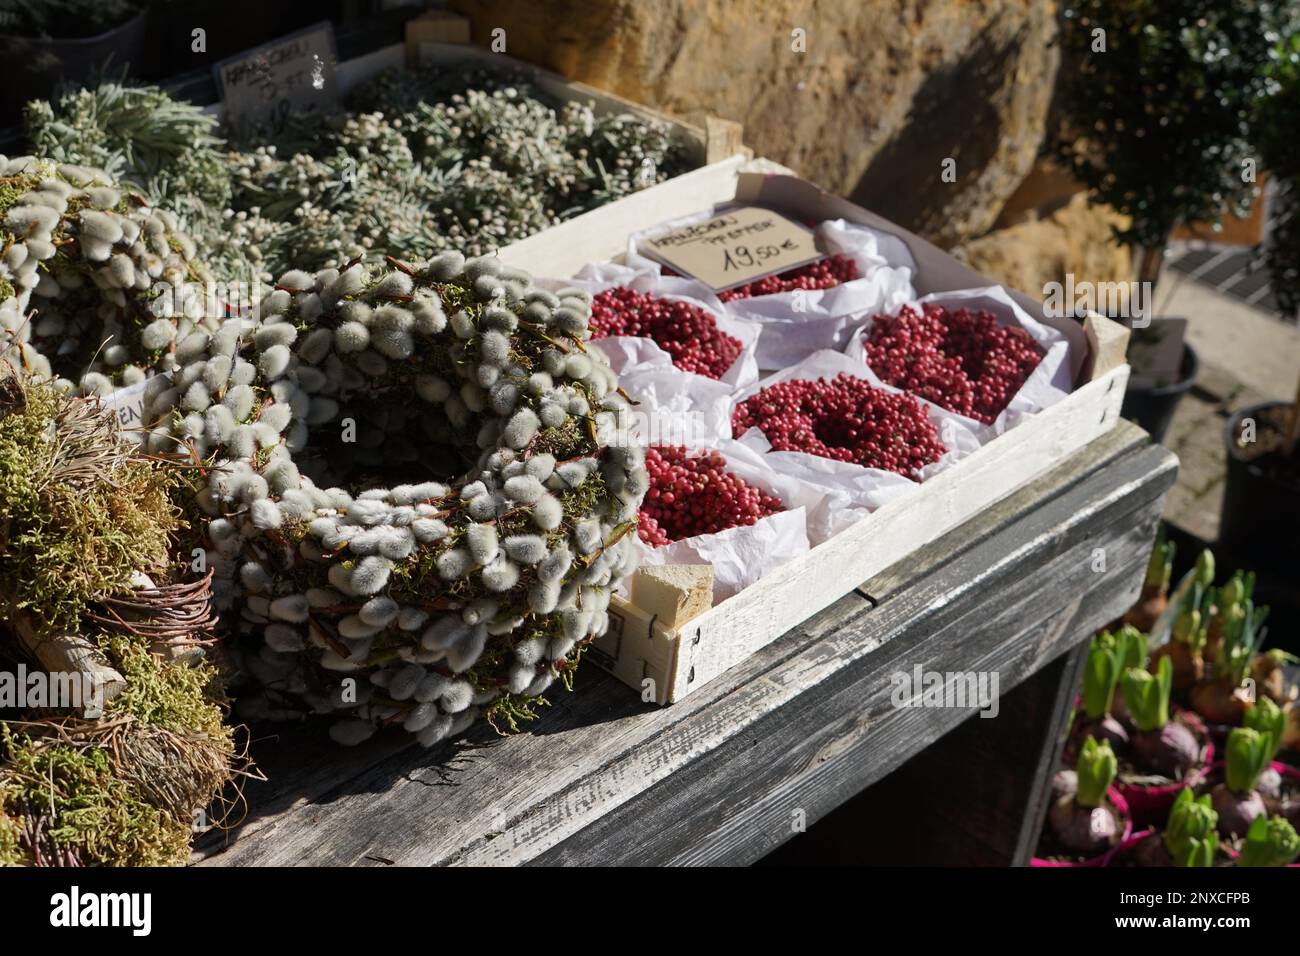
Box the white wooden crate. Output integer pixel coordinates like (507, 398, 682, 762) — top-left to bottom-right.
(498, 159, 1130, 705)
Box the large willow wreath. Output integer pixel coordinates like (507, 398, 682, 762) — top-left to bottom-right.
(0, 155, 215, 393)
(145, 252, 648, 745)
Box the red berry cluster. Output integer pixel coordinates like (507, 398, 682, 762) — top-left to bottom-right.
(861, 304, 1042, 425)
(589, 287, 742, 380)
(731, 373, 945, 479)
(637, 445, 785, 546)
(717, 254, 859, 302)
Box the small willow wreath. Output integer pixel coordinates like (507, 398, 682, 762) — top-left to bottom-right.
(146, 252, 648, 745)
(0, 155, 216, 393)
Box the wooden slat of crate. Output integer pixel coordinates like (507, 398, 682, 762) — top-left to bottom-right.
(194, 421, 1174, 866)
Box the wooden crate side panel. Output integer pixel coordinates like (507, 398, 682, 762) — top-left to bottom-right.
(404, 9, 471, 67)
(669, 364, 1131, 698)
(592, 597, 678, 704)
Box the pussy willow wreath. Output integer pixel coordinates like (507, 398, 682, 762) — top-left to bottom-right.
(145, 252, 649, 745)
(0, 369, 245, 867)
(0, 155, 216, 394)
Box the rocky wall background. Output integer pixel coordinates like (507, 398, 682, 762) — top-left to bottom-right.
(450, 0, 1132, 293)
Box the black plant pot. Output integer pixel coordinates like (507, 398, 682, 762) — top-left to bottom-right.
(0, 10, 149, 126)
(1220, 401, 1300, 563)
(1121, 342, 1199, 445)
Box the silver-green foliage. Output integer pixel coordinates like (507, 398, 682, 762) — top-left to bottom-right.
(24, 69, 688, 283)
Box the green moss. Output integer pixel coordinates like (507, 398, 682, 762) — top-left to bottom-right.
(0, 174, 39, 219)
(0, 806, 20, 866)
(0, 379, 236, 869)
(106, 637, 229, 740)
(0, 379, 180, 631)
(0, 727, 190, 867)
(484, 692, 549, 734)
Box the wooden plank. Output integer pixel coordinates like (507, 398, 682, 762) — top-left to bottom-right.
(198, 591, 870, 867)
(404, 10, 470, 68)
(700, 115, 746, 164)
(761, 644, 1085, 865)
(1013, 640, 1090, 865)
(199, 440, 1176, 866)
(532, 445, 1175, 866)
(1083, 312, 1131, 384)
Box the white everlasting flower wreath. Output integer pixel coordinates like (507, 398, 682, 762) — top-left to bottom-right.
(0, 156, 217, 392)
(142, 251, 649, 746)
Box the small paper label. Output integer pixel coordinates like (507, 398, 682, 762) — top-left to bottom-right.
(638, 206, 822, 292)
(215, 22, 339, 138)
(100, 377, 154, 443)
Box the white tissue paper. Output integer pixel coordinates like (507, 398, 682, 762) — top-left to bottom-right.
(548, 262, 762, 390)
(631, 438, 823, 604)
(624, 216, 918, 370)
(728, 349, 984, 543)
(842, 285, 1075, 435)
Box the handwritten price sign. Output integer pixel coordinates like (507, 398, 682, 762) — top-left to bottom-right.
(638, 206, 821, 292)
(215, 22, 339, 140)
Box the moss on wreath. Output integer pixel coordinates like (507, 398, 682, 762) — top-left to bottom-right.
(0, 379, 180, 632)
(0, 805, 20, 866)
(0, 727, 190, 868)
(0, 376, 241, 867)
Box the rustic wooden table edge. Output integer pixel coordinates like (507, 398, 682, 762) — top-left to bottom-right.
(197, 420, 1177, 866)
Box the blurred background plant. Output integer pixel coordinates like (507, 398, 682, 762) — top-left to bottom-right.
(1055, 0, 1280, 288)
(20, 66, 687, 283)
(1253, 28, 1300, 316)
(0, 0, 141, 39)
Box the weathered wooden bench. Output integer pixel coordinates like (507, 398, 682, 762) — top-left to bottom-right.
(196, 419, 1176, 866)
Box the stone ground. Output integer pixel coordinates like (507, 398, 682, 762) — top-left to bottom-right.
(1144, 257, 1299, 544)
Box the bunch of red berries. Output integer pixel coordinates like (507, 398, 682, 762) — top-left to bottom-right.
(860, 303, 1042, 425)
(637, 445, 785, 545)
(717, 254, 859, 302)
(731, 373, 946, 479)
(589, 287, 743, 380)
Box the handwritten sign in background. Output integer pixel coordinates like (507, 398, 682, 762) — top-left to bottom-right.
(215, 22, 339, 138)
(638, 206, 822, 291)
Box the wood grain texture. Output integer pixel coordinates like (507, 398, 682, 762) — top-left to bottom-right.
(860, 418, 1150, 599)
(199, 436, 1176, 867)
(760, 644, 1085, 866)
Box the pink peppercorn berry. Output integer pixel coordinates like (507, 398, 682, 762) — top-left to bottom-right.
(861, 303, 1042, 425)
(717, 253, 859, 302)
(590, 287, 743, 380)
(731, 373, 946, 480)
(637, 444, 785, 546)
